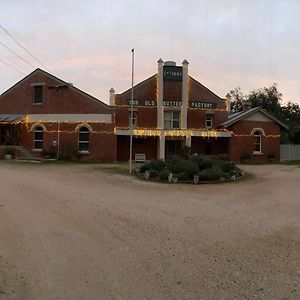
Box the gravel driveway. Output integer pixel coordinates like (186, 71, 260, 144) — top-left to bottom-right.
(0, 162, 299, 299)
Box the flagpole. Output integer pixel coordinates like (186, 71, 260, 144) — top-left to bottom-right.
(129, 48, 135, 174)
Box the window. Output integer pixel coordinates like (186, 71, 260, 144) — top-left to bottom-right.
(206, 114, 213, 129)
(129, 111, 137, 128)
(33, 85, 43, 104)
(34, 126, 44, 150)
(253, 130, 262, 153)
(78, 126, 90, 152)
(164, 111, 180, 129)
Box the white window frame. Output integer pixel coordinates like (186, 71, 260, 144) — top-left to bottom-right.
(253, 130, 262, 154)
(129, 111, 137, 128)
(33, 125, 44, 151)
(78, 126, 90, 153)
(206, 114, 213, 129)
(164, 111, 180, 129)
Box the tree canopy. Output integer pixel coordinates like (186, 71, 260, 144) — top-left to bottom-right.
(228, 84, 300, 144)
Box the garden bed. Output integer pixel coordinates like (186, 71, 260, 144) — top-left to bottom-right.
(135, 155, 244, 184)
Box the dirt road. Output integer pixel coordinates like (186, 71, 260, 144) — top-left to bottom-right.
(0, 162, 300, 299)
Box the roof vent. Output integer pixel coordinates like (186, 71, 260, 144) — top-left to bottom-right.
(164, 61, 176, 66)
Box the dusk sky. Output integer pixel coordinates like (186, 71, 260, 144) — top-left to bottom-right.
(1, 0, 300, 105)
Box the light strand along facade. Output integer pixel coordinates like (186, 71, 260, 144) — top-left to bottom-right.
(0, 59, 287, 162)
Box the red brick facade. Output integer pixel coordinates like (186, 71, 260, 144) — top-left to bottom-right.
(0, 69, 116, 161)
(0, 61, 285, 162)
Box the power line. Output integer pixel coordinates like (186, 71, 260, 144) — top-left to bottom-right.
(0, 57, 26, 75)
(0, 48, 28, 74)
(0, 24, 49, 71)
(0, 39, 36, 69)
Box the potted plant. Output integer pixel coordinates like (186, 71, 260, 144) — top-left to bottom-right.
(4, 146, 16, 160)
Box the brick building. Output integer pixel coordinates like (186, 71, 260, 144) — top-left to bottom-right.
(0, 59, 287, 162)
(0, 69, 116, 160)
(114, 59, 287, 162)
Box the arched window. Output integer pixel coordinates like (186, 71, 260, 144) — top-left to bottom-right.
(253, 130, 262, 153)
(34, 126, 44, 150)
(78, 126, 90, 152)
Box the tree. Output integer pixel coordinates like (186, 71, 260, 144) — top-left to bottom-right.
(228, 87, 246, 113)
(247, 84, 283, 121)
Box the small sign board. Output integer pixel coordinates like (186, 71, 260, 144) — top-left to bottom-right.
(125, 99, 157, 106)
(189, 101, 217, 109)
(163, 66, 183, 81)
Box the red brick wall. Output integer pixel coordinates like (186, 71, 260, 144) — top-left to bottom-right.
(17, 122, 116, 161)
(191, 137, 229, 156)
(116, 136, 157, 161)
(115, 75, 157, 128)
(163, 81, 182, 101)
(0, 70, 112, 114)
(228, 121, 280, 162)
(188, 110, 228, 129)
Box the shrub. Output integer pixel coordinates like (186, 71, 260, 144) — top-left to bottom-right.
(140, 162, 151, 173)
(175, 172, 189, 182)
(190, 155, 203, 166)
(199, 156, 213, 170)
(182, 160, 199, 179)
(149, 169, 159, 179)
(199, 165, 225, 181)
(165, 155, 182, 173)
(216, 154, 230, 161)
(141, 159, 165, 173)
(4, 146, 16, 155)
(158, 169, 171, 181)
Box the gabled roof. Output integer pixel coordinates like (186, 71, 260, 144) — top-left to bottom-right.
(188, 76, 226, 102)
(221, 107, 288, 129)
(0, 68, 112, 110)
(116, 74, 157, 96)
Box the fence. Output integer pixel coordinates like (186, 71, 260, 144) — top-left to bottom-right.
(280, 144, 300, 161)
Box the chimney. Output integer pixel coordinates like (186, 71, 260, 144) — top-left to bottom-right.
(225, 93, 231, 113)
(242, 100, 252, 111)
(109, 88, 115, 106)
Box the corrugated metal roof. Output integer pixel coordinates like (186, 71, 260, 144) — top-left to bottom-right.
(0, 114, 25, 122)
(221, 107, 288, 129)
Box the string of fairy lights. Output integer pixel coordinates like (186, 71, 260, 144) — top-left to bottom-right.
(0, 74, 280, 139)
(0, 117, 280, 139)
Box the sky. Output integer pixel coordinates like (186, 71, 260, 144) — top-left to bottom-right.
(0, 0, 300, 105)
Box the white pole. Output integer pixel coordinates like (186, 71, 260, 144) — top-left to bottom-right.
(57, 121, 60, 160)
(129, 48, 135, 174)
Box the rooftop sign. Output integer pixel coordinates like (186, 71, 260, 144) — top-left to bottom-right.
(163, 66, 182, 81)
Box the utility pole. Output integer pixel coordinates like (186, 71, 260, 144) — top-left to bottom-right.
(129, 48, 135, 174)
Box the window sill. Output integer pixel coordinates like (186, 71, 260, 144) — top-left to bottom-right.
(33, 102, 43, 105)
(78, 151, 90, 155)
(253, 152, 264, 156)
(32, 149, 43, 152)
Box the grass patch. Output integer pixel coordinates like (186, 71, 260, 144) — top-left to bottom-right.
(96, 165, 130, 175)
(281, 160, 300, 165)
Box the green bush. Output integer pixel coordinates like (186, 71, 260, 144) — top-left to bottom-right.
(199, 165, 225, 181)
(216, 154, 230, 161)
(158, 169, 171, 181)
(149, 169, 159, 179)
(140, 162, 151, 173)
(165, 155, 182, 173)
(199, 156, 213, 170)
(175, 172, 189, 182)
(140, 159, 165, 173)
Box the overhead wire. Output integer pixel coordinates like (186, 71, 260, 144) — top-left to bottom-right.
(0, 39, 36, 69)
(0, 56, 26, 75)
(0, 24, 49, 71)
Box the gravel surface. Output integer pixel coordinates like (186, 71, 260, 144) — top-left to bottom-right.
(0, 162, 300, 300)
